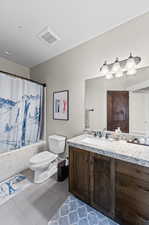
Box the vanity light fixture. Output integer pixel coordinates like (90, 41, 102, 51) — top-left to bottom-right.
(126, 53, 136, 70)
(100, 61, 109, 76)
(115, 68, 123, 78)
(100, 53, 141, 79)
(112, 58, 121, 73)
(126, 53, 137, 75)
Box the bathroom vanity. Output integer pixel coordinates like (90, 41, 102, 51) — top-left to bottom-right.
(68, 135, 149, 225)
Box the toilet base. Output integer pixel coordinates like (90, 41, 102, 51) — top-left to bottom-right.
(34, 163, 57, 184)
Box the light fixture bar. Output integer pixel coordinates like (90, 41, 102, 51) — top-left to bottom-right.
(99, 53, 141, 79)
(100, 56, 141, 72)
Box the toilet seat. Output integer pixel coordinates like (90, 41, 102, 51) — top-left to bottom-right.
(30, 151, 57, 166)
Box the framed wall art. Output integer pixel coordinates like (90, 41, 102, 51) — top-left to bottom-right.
(53, 90, 69, 120)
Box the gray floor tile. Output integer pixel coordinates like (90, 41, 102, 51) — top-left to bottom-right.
(14, 187, 68, 225)
(0, 170, 69, 225)
(0, 199, 34, 225)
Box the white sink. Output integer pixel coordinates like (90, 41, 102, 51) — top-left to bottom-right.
(81, 136, 113, 146)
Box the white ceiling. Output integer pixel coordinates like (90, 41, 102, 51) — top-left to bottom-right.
(0, 0, 149, 68)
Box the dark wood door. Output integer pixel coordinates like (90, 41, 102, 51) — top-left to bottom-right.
(69, 147, 90, 203)
(90, 154, 115, 218)
(116, 160, 149, 225)
(107, 91, 129, 133)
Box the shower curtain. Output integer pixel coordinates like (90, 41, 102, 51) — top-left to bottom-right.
(0, 72, 44, 153)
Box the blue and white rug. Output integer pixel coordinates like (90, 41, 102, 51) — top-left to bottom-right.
(0, 174, 31, 206)
(48, 195, 119, 225)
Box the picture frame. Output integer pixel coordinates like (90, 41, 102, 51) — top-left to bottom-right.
(53, 90, 69, 120)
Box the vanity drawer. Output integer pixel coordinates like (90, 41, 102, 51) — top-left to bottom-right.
(116, 160, 149, 181)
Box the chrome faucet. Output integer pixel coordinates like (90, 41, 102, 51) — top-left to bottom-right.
(93, 129, 107, 138)
(93, 131, 101, 137)
(101, 128, 107, 138)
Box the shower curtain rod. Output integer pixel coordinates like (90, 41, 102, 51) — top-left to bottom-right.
(0, 70, 46, 87)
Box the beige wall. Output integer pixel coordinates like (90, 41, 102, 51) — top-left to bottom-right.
(0, 57, 30, 78)
(30, 12, 149, 139)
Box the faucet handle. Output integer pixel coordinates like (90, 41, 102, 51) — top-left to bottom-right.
(92, 130, 103, 137)
(97, 131, 102, 137)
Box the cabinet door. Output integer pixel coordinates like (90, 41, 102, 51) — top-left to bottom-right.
(90, 153, 115, 218)
(69, 147, 90, 203)
(116, 160, 149, 225)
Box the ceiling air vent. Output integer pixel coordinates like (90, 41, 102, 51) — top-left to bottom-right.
(38, 26, 60, 45)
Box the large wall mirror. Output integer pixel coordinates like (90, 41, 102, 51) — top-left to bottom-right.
(85, 66, 149, 135)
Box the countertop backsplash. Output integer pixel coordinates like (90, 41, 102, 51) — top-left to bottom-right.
(83, 129, 149, 146)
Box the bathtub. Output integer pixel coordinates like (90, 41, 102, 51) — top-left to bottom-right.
(0, 140, 46, 182)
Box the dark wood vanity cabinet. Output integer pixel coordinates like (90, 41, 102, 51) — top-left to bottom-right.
(69, 146, 149, 225)
(115, 160, 149, 225)
(69, 147, 115, 216)
(69, 147, 90, 203)
(90, 154, 115, 217)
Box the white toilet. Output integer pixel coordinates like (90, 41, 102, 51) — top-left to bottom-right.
(29, 135, 66, 183)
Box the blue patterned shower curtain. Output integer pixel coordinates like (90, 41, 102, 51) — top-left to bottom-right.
(0, 72, 44, 153)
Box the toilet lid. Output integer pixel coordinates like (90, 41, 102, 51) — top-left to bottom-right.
(30, 151, 57, 164)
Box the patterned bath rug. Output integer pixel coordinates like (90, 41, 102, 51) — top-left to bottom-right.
(0, 174, 31, 206)
(48, 195, 119, 225)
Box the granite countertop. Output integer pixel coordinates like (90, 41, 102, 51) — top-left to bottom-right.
(67, 134, 149, 167)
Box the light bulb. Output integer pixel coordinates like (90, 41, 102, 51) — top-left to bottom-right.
(127, 68, 136, 76)
(112, 58, 121, 73)
(105, 73, 113, 79)
(100, 61, 109, 76)
(115, 69, 123, 78)
(126, 53, 136, 70)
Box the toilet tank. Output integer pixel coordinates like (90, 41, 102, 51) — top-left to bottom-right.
(48, 135, 66, 154)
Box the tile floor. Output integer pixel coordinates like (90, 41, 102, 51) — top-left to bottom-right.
(0, 169, 119, 225)
(0, 170, 69, 225)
